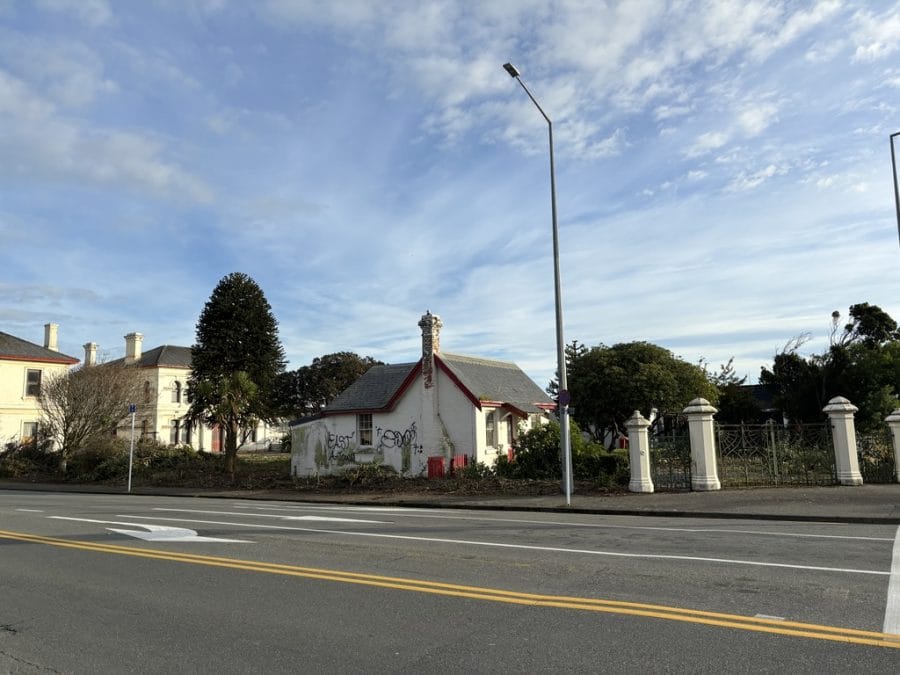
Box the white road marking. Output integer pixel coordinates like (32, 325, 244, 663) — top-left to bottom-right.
(753, 614, 785, 621)
(15, 509, 44, 512)
(151, 508, 389, 524)
(281, 515, 389, 523)
(884, 525, 900, 635)
(119, 513, 891, 577)
(151, 507, 892, 542)
(48, 516, 250, 543)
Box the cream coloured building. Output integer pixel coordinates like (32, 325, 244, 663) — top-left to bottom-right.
(108, 332, 280, 451)
(0, 324, 79, 445)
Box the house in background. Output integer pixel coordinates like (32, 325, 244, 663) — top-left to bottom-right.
(0, 324, 79, 445)
(104, 332, 281, 451)
(291, 312, 554, 477)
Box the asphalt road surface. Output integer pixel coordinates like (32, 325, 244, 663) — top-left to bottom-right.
(1, 490, 898, 673)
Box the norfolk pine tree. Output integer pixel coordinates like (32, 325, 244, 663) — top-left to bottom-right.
(187, 273, 286, 476)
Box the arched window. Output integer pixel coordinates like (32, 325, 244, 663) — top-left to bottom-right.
(143, 381, 152, 403)
(172, 381, 182, 404)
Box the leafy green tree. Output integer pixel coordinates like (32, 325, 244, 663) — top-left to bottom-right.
(568, 341, 716, 447)
(495, 419, 626, 483)
(187, 273, 285, 475)
(833, 303, 899, 347)
(276, 351, 382, 418)
(699, 356, 766, 423)
(38, 363, 141, 471)
(546, 339, 588, 401)
(761, 304, 900, 431)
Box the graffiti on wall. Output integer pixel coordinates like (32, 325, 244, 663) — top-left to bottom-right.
(376, 422, 422, 453)
(326, 430, 356, 451)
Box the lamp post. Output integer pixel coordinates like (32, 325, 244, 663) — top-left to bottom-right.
(891, 132, 900, 247)
(503, 62, 573, 505)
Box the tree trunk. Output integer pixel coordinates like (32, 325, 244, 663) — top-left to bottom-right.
(224, 420, 239, 478)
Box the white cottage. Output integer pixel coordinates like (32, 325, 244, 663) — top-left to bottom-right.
(291, 312, 554, 477)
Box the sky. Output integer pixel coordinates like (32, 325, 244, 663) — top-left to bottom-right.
(1, 0, 899, 391)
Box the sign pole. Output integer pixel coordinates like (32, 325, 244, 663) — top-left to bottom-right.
(127, 404, 136, 493)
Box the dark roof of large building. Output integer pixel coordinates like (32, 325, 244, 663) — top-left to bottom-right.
(325, 362, 418, 413)
(439, 353, 553, 413)
(322, 352, 552, 415)
(0, 331, 79, 364)
(107, 345, 192, 369)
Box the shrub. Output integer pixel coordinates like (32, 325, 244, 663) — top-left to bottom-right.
(0, 439, 58, 478)
(67, 436, 129, 481)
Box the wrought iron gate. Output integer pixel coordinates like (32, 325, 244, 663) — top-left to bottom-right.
(715, 421, 835, 487)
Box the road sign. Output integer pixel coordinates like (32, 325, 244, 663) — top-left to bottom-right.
(128, 403, 136, 413)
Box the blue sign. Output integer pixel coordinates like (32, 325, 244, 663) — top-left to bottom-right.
(129, 404, 137, 414)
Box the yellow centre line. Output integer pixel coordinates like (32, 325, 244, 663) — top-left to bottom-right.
(2, 528, 898, 649)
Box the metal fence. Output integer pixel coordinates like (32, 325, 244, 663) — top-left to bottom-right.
(647, 419, 896, 490)
(715, 421, 835, 487)
(649, 426, 692, 490)
(857, 428, 896, 484)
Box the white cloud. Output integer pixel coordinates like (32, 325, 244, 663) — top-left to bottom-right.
(35, 0, 112, 27)
(737, 103, 779, 136)
(852, 7, 900, 62)
(726, 163, 783, 192)
(0, 33, 116, 107)
(688, 131, 730, 157)
(0, 69, 212, 202)
(748, 0, 842, 61)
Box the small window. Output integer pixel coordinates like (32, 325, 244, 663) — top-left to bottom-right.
(141, 420, 149, 437)
(170, 419, 181, 444)
(25, 369, 42, 397)
(172, 381, 182, 404)
(22, 422, 39, 442)
(143, 381, 152, 403)
(485, 411, 495, 447)
(357, 414, 373, 446)
(183, 421, 192, 445)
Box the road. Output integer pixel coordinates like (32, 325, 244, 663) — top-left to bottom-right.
(1, 490, 898, 673)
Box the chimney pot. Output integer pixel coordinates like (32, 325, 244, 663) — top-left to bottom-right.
(418, 312, 442, 388)
(83, 342, 98, 367)
(124, 332, 144, 365)
(43, 323, 59, 352)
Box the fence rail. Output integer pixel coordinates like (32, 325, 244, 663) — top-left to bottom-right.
(857, 428, 896, 484)
(649, 429, 692, 490)
(715, 421, 836, 488)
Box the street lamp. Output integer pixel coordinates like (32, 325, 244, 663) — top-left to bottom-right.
(891, 132, 900, 247)
(503, 62, 574, 505)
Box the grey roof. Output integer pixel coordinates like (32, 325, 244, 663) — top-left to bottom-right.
(440, 353, 553, 413)
(324, 362, 418, 413)
(107, 345, 193, 369)
(0, 331, 79, 364)
(322, 353, 552, 415)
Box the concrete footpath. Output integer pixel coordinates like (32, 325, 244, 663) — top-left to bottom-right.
(2, 480, 899, 524)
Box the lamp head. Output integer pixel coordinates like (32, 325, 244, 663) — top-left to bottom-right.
(502, 63, 520, 78)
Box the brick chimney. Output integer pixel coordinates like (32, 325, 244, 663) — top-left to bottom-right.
(124, 332, 143, 365)
(418, 311, 442, 388)
(43, 323, 59, 352)
(83, 342, 98, 367)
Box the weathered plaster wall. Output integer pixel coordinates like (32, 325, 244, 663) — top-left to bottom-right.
(291, 386, 426, 477)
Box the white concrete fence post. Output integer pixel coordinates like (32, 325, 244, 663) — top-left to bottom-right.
(823, 396, 863, 486)
(625, 411, 654, 493)
(683, 398, 720, 491)
(885, 408, 900, 483)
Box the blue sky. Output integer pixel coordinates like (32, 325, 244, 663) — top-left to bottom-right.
(2, 0, 899, 390)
